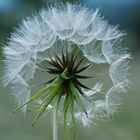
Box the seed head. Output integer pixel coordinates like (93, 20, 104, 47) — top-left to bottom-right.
(1, 3, 131, 140)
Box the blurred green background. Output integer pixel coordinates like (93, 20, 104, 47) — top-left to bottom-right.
(0, 0, 140, 140)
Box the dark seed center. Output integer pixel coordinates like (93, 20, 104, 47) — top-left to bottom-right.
(40, 46, 92, 96)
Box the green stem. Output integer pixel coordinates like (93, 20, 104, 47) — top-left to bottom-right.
(53, 106, 58, 140)
(53, 94, 62, 140)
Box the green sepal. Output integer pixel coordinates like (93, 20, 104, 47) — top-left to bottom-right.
(61, 67, 69, 79)
(70, 94, 76, 138)
(63, 94, 70, 140)
(13, 76, 64, 113)
(27, 89, 62, 112)
(32, 80, 63, 126)
(69, 83, 87, 115)
(13, 85, 52, 113)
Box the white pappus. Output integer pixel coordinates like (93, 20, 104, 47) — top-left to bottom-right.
(1, 3, 131, 140)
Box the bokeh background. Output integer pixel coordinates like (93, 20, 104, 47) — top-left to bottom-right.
(0, 0, 140, 140)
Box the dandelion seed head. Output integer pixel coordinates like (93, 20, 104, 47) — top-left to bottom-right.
(1, 3, 131, 140)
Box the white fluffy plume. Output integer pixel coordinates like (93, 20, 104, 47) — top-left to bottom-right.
(109, 54, 131, 85)
(11, 75, 30, 113)
(1, 3, 131, 128)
